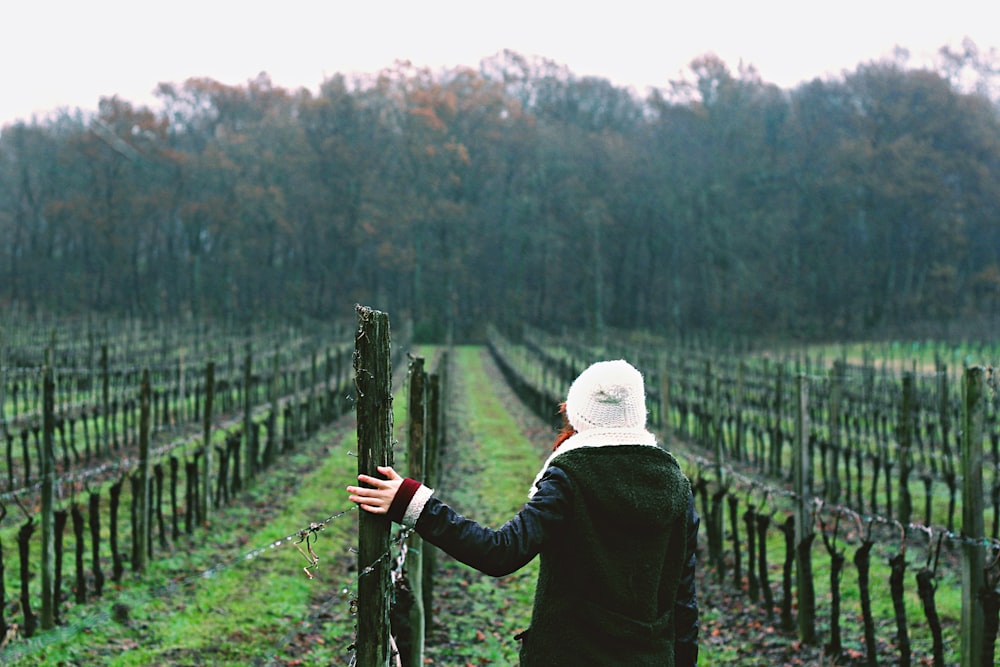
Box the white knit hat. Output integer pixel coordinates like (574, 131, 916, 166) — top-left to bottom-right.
(528, 359, 656, 498)
(566, 359, 648, 435)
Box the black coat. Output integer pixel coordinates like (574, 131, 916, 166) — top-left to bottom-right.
(412, 444, 699, 666)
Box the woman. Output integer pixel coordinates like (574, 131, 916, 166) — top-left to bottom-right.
(347, 359, 699, 666)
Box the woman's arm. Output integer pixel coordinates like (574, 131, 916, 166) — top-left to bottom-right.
(347, 465, 572, 577)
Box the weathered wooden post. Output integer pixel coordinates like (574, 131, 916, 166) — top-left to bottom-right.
(0, 326, 6, 437)
(226, 343, 235, 414)
(355, 305, 394, 667)
(201, 361, 215, 522)
(713, 373, 725, 485)
(734, 359, 746, 461)
(325, 347, 334, 420)
(243, 343, 253, 484)
(702, 360, 713, 450)
(659, 355, 671, 438)
(423, 370, 441, 634)
(109, 479, 124, 583)
(71, 503, 86, 604)
(101, 343, 110, 456)
(17, 516, 37, 637)
(337, 344, 346, 416)
(938, 358, 951, 462)
(405, 357, 426, 667)
(178, 349, 186, 425)
(291, 351, 301, 447)
(267, 347, 279, 466)
(960, 366, 987, 667)
(828, 360, 844, 503)
(898, 373, 914, 527)
(135, 368, 151, 574)
(0, 509, 7, 638)
(40, 344, 56, 630)
(793, 373, 817, 644)
(310, 348, 318, 435)
(706, 366, 727, 582)
(772, 363, 785, 476)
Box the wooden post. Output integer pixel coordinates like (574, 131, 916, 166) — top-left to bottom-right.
(101, 343, 110, 457)
(898, 373, 914, 526)
(713, 374, 725, 486)
(703, 361, 713, 450)
(243, 343, 253, 484)
(325, 347, 334, 420)
(0, 326, 6, 433)
(423, 371, 441, 633)
(310, 348, 318, 435)
(17, 517, 37, 637)
(938, 358, 951, 461)
(291, 351, 301, 446)
(828, 360, 844, 503)
(337, 345, 346, 415)
(40, 344, 56, 630)
(135, 369, 151, 574)
(734, 359, 746, 462)
(201, 361, 215, 522)
(793, 373, 816, 644)
(960, 366, 987, 667)
(659, 357, 671, 439)
(178, 349, 186, 425)
(772, 363, 784, 476)
(226, 343, 235, 414)
(268, 347, 279, 465)
(355, 305, 394, 667)
(406, 357, 426, 667)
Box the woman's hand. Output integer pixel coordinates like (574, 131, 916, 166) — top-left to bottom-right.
(346, 465, 404, 514)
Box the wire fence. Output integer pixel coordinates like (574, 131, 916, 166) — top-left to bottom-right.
(1, 308, 445, 667)
(0, 323, 367, 659)
(0, 494, 416, 665)
(15, 314, 995, 664)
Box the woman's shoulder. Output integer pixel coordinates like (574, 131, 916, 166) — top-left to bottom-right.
(553, 442, 679, 467)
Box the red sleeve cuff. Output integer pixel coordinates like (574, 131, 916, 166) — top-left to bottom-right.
(387, 478, 422, 524)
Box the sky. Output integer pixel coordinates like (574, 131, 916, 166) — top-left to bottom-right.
(2, 0, 998, 127)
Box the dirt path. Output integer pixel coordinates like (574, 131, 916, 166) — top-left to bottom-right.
(414, 347, 552, 665)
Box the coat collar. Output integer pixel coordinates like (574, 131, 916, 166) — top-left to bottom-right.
(528, 428, 658, 498)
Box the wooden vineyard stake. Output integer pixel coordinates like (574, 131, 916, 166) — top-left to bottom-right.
(960, 366, 987, 667)
(355, 305, 394, 667)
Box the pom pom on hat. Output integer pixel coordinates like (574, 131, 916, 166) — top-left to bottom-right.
(565, 359, 647, 433)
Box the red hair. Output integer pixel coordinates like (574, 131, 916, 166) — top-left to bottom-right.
(552, 402, 577, 451)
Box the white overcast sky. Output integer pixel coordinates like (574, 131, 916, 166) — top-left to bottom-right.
(2, 0, 997, 126)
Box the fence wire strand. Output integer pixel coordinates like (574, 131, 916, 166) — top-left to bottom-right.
(682, 450, 1000, 555)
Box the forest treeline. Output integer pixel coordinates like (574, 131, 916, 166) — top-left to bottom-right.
(1, 46, 999, 342)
